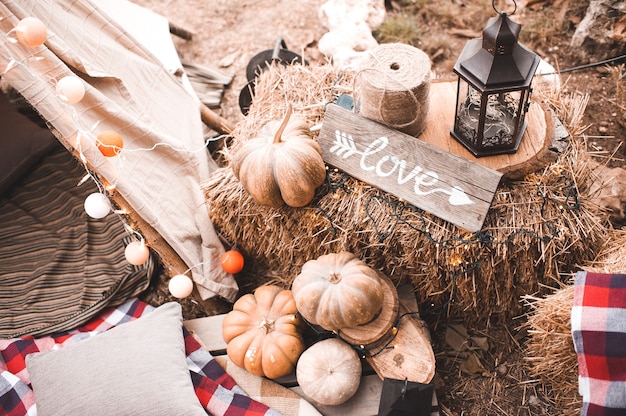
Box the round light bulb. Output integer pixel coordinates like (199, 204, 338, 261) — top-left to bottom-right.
(124, 240, 150, 265)
(84, 193, 111, 219)
(56, 76, 85, 104)
(15, 17, 47, 47)
(96, 130, 124, 157)
(169, 274, 193, 299)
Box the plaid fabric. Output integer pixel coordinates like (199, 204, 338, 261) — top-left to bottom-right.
(0, 298, 282, 416)
(214, 356, 323, 416)
(572, 271, 626, 416)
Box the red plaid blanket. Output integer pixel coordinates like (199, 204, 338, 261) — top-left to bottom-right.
(0, 298, 281, 416)
(572, 271, 626, 416)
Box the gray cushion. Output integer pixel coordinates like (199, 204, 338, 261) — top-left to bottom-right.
(26, 302, 206, 416)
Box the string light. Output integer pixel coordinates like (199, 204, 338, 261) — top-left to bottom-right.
(168, 274, 194, 299)
(124, 239, 150, 266)
(14, 17, 47, 47)
(96, 130, 124, 157)
(308, 169, 580, 314)
(56, 75, 85, 104)
(84, 192, 111, 219)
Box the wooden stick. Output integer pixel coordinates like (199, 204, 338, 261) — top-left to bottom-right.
(169, 22, 194, 40)
(200, 103, 234, 135)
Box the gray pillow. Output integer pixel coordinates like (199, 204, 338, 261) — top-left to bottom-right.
(26, 302, 207, 416)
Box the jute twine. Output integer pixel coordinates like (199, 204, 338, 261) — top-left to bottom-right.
(356, 43, 431, 137)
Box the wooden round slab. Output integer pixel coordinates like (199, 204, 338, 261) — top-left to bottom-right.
(422, 80, 557, 180)
(337, 272, 399, 346)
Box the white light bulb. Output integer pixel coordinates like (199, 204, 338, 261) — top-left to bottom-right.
(169, 274, 193, 299)
(56, 76, 85, 104)
(124, 241, 150, 265)
(84, 193, 111, 219)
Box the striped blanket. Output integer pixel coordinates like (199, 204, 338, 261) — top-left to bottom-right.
(572, 271, 626, 416)
(0, 298, 281, 416)
(0, 143, 150, 338)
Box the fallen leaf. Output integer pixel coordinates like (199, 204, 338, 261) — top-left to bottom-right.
(460, 351, 488, 376)
(471, 336, 489, 351)
(445, 323, 469, 352)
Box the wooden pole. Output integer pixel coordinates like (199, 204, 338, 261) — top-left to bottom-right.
(200, 102, 234, 135)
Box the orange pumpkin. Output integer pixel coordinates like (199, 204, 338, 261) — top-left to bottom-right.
(222, 285, 304, 379)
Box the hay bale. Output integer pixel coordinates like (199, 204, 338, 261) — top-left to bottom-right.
(524, 286, 580, 416)
(584, 228, 626, 272)
(204, 64, 609, 322)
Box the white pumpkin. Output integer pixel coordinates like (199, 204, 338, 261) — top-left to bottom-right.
(296, 338, 362, 405)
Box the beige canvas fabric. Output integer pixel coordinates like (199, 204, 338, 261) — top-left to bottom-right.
(0, 0, 238, 301)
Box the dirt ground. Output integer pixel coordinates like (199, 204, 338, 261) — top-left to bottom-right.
(133, 0, 625, 415)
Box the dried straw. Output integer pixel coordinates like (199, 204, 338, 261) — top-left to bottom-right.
(523, 286, 580, 416)
(203, 64, 609, 322)
(583, 228, 626, 273)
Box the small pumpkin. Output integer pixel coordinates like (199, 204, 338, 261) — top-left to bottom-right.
(291, 252, 384, 331)
(222, 285, 304, 379)
(231, 105, 326, 208)
(296, 338, 362, 405)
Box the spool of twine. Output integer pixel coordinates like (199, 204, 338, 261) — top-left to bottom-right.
(356, 43, 432, 137)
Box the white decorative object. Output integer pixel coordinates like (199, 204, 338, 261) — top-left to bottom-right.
(56, 76, 86, 104)
(296, 338, 362, 405)
(318, 0, 385, 69)
(169, 274, 193, 299)
(84, 193, 111, 219)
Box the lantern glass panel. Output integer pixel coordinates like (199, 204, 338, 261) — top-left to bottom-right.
(481, 90, 520, 149)
(455, 77, 529, 154)
(454, 79, 478, 148)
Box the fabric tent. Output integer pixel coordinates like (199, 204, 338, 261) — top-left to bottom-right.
(0, 0, 238, 309)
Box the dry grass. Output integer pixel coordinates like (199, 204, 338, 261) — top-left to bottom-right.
(584, 228, 626, 273)
(374, 13, 422, 46)
(523, 286, 580, 416)
(605, 63, 626, 117)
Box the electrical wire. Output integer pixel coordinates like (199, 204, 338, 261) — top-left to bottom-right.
(538, 54, 626, 76)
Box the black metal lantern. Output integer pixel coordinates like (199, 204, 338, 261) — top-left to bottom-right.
(451, 1, 540, 157)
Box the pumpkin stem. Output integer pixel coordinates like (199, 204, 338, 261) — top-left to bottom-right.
(328, 272, 342, 284)
(273, 103, 293, 144)
(259, 317, 275, 333)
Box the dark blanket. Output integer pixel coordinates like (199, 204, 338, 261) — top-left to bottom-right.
(0, 142, 149, 338)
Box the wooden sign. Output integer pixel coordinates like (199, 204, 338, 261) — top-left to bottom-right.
(318, 104, 503, 232)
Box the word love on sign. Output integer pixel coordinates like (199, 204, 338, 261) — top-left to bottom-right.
(318, 104, 503, 232)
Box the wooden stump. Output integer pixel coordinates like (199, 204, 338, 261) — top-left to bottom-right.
(365, 295, 436, 384)
(422, 80, 557, 180)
